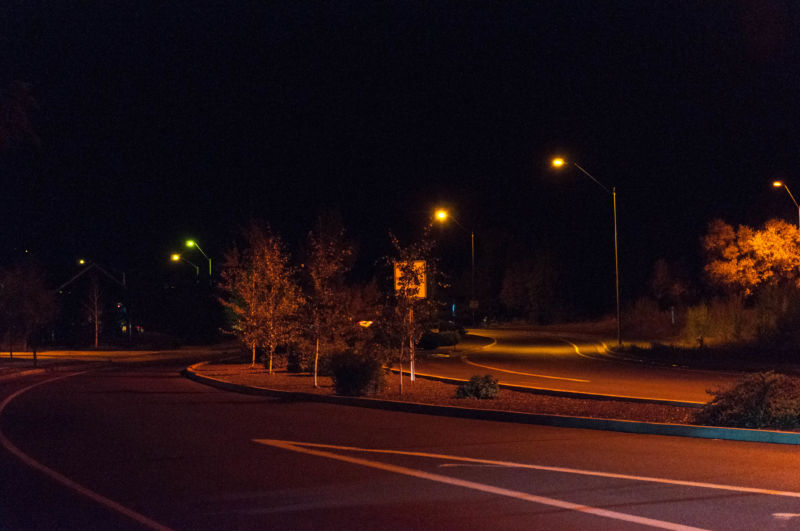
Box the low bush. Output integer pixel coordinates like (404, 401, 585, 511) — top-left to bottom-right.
(695, 371, 800, 430)
(456, 374, 499, 399)
(328, 351, 384, 396)
(417, 330, 461, 350)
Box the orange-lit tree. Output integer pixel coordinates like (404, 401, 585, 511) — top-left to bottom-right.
(220, 224, 303, 371)
(304, 214, 354, 387)
(704, 218, 800, 296)
(385, 228, 439, 393)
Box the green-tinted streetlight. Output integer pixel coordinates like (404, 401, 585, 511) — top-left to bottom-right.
(186, 240, 212, 285)
(552, 157, 621, 347)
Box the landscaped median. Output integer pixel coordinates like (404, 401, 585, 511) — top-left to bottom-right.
(184, 359, 800, 446)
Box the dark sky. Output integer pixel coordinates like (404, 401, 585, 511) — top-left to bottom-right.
(3, 1, 800, 310)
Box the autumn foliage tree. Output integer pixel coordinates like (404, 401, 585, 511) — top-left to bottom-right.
(304, 214, 354, 387)
(704, 218, 800, 296)
(385, 227, 439, 392)
(219, 224, 303, 371)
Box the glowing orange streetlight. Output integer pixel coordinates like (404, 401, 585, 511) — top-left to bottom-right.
(773, 181, 800, 228)
(434, 207, 476, 317)
(552, 156, 621, 346)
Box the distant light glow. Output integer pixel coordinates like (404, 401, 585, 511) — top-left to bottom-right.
(171, 253, 181, 261)
(773, 181, 784, 188)
(358, 320, 373, 328)
(78, 259, 86, 265)
(551, 157, 566, 168)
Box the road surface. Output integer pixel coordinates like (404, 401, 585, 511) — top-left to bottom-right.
(415, 328, 743, 403)
(2, 359, 800, 530)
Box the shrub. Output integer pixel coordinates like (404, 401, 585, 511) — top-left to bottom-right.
(695, 371, 800, 430)
(328, 351, 384, 396)
(456, 374, 499, 399)
(683, 298, 756, 346)
(417, 329, 461, 350)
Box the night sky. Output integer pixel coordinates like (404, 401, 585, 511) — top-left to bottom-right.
(3, 1, 800, 316)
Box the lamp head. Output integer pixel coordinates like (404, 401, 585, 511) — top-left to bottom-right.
(551, 157, 566, 168)
(171, 254, 181, 262)
(186, 240, 196, 248)
(434, 209, 448, 222)
(773, 181, 784, 188)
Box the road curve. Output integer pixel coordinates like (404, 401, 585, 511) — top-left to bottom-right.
(3, 359, 800, 530)
(415, 328, 742, 403)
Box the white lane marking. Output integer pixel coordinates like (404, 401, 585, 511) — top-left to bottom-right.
(254, 439, 707, 531)
(256, 440, 800, 500)
(0, 371, 174, 531)
(774, 513, 800, 520)
(556, 337, 603, 360)
(463, 358, 591, 383)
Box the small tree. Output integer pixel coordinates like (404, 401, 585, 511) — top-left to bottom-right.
(386, 227, 439, 392)
(219, 223, 303, 372)
(304, 213, 354, 387)
(83, 275, 103, 348)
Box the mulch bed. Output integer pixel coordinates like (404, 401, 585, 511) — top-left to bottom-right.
(197, 362, 699, 425)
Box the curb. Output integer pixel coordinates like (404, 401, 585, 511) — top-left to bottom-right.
(183, 362, 800, 446)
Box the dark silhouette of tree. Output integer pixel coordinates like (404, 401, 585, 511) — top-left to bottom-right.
(0, 264, 58, 355)
(0, 81, 41, 153)
(499, 253, 563, 323)
(83, 275, 104, 349)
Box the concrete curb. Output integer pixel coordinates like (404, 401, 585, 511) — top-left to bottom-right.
(183, 361, 800, 446)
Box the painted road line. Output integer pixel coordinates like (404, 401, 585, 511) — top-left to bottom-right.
(0, 371, 173, 531)
(256, 440, 800, 500)
(255, 439, 707, 531)
(463, 358, 590, 383)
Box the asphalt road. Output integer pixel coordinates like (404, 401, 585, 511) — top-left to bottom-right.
(416, 329, 743, 403)
(3, 359, 800, 530)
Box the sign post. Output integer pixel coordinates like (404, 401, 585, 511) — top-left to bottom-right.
(394, 260, 426, 382)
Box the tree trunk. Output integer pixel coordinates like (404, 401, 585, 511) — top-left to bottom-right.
(314, 337, 320, 388)
(251, 342, 256, 367)
(399, 342, 404, 396)
(268, 346, 273, 374)
(94, 314, 99, 349)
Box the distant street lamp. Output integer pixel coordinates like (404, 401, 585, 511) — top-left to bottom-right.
(434, 208, 476, 320)
(171, 253, 199, 283)
(772, 181, 800, 228)
(186, 240, 212, 285)
(552, 157, 621, 346)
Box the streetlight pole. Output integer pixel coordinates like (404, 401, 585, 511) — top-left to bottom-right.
(553, 158, 622, 347)
(171, 254, 199, 283)
(772, 181, 800, 228)
(186, 240, 212, 285)
(434, 209, 476, 322)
